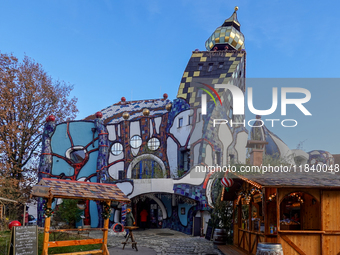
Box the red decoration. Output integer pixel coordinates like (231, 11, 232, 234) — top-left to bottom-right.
(213, 46, 218, 51)
(112, 223, 125, 233)
(9, 220, 21, 230)
(163, 93, 168, 99)
(121, 97, 126, 102)
(221, 177, 234, 188)
(95, 112, 103, 118)
(46, 115, 55, 122)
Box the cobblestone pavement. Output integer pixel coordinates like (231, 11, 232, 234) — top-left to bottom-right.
(90, 228, 223, 255)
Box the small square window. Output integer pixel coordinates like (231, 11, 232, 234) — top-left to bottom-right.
(208, 63, 213, 72)
(178, 118, 183, 128)
(118, 170, 124, 180)
(218, 62, 224, 68)
(198, 64, 203, 71)
(188, 115, 193, 125)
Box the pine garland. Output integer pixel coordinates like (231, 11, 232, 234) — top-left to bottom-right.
(43, 202, 54, 218)
(101, 202, 111, 219)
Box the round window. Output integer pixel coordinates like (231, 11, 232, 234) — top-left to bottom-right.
(130, 135, 142, 149)
(111, 143, 123, 156)
(147, 138, 160, 151)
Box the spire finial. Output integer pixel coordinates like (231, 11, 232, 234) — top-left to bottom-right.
(234, 6, 239, 12)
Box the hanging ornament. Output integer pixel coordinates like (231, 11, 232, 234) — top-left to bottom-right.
(221, 177, 234, 192)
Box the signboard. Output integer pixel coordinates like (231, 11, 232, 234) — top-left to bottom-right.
(32, 185, 50, 198)
(8, 225, 38, 255)
(253, 194, 262, 203)
(205, 226, 214, 241)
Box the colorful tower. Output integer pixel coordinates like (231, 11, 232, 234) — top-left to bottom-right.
(177, 7, 248, 167)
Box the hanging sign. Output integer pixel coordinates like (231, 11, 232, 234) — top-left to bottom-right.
(253, 194, 262, 203)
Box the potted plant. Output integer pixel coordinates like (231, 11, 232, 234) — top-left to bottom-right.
(209, 175, 233, 245)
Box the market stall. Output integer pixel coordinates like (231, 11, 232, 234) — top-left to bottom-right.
(32, 178, 130, 255)
(225, 171, 340, 255)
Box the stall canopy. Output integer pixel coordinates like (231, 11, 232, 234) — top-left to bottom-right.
(32, 178, 130, 255)
(227, 171, 340, 189)
(227, 171, 340, 255)
(33, 178, 130, 202)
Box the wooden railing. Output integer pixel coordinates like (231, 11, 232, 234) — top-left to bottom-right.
(237, 228, 265, 254)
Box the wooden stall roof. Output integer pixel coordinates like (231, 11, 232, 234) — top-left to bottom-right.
(230, 172, 340, 188)
(0, 197, 18, 203)
(32, 178, 130, 202)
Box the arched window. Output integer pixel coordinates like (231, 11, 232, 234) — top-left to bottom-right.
(280, 192, 320, 231)
(132, 160, 164, 179)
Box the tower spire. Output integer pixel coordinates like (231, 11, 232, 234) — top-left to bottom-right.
(222, 6, 241, 31)
(205, 7, 245, 51)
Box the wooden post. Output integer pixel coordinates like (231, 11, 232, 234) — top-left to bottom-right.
(320, 190, 323, 255)
(276, 188, 280, 243)
(248, 198, 252, 252)
(23, 204, 26, 226)
(42, 198, 52, 255)
(102, 201, 111, 255)
(237, 202, 241, 248)
(264, 187, 268, 240)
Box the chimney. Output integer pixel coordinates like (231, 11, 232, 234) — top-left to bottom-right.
(246, 140, 268, 166)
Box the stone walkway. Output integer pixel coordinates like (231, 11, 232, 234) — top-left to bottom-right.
(90, 228, 223, 255)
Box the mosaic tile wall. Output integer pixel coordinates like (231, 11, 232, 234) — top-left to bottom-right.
(162, 205, 198, 235)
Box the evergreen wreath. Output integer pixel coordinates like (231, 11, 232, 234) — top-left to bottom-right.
(101, 202, 111, 219)
(43, 200, 54, 218)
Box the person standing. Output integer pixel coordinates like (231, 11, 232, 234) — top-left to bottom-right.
(140, 209, 148, 230)
(125, 208, 135, 238)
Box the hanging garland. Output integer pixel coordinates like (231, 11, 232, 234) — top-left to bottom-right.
(101, 202, 111, 219)
(236, 187, 263, 205)
(43, 200, 54, 218)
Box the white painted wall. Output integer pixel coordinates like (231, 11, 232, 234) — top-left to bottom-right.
(116, 182, 133, 195)
(235, 131, 248, 164)
(205, 144, 213, 166)
(193, 143, 201, 165)
(167, 137, 178, 177)
(107, 125, 116, 141)
(130, 121, 141, 138)
(169, 109, 192, 146)
(129, 179, 174, 198)
(217, 124, 232, 165)
(154, 117, 162, 134)
(108, 161, 124, 179)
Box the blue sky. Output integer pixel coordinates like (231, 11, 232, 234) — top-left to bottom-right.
(1, 0, 339, 154)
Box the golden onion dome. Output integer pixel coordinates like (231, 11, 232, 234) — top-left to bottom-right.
(205, 6, 245, 51)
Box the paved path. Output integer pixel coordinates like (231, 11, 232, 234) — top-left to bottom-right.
(90, 228, 223, 255)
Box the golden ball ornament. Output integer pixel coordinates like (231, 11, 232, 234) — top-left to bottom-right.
(165, 103, 172, 111)
(122, 112, 130, 120)
(143, 108, 150, 116)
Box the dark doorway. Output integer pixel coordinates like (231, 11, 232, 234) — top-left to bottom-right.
(134, 197, 163, 229)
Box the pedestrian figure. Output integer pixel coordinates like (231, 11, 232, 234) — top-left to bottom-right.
(140, 209, 148, 230)
(125, 208, 135, 238)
